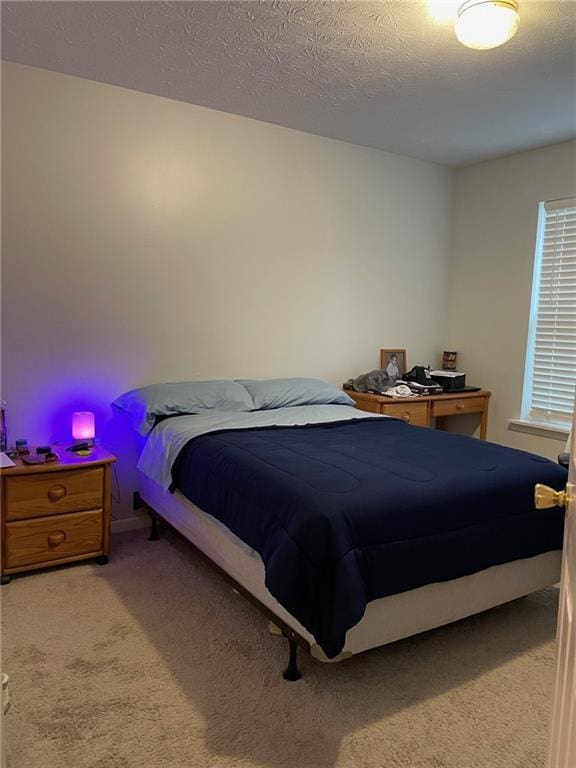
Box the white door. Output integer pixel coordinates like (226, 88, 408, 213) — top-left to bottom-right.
(543, 420, 575, 768)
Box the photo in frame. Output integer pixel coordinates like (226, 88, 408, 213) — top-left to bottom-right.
(380, 349, 407, 382)
(442, 351, 458, 371)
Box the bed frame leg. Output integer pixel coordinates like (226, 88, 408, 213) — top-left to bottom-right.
(148, 513, 160, 542)
(283, 636, 302, 682)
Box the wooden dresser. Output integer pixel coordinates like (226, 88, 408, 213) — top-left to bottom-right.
(0, 446, 116, 584)
(348, 390, 491, 439)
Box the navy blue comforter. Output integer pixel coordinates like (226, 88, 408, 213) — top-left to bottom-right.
(171, 418, 566, 658)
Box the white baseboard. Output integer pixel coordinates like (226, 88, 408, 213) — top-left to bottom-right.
(111, 515, 149, 534)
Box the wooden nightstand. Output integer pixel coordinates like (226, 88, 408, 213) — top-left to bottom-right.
(348, 390, 491, 438)
(0, 446, 116, 584)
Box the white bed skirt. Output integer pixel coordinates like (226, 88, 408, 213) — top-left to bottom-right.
(138, 471, 561, 663)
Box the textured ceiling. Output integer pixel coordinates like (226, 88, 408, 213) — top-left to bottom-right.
(2, 1, 576, 165)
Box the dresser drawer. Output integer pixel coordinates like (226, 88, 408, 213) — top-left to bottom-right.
(4, 509, 103, 569)
(380, 401, 429, 426)
(431, 397, 486, 418)
(4, 468, 104, 521)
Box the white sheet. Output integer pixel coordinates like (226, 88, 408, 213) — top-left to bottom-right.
(138, 403, 382, 489)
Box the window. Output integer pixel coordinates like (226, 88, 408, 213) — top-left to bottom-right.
(522, 197, 576, 427)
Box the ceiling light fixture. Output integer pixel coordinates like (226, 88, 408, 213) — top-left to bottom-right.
(455, 0, 520, 50)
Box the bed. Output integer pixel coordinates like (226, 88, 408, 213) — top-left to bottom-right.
(114, 378, 567, 680)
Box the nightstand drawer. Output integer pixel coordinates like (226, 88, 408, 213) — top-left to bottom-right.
(380, 401, 429, 426)
(4, 509, 103, 569)
(4, 468, 104, 521)
(431, 397, 485, 418)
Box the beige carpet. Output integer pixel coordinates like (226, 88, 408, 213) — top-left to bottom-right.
(2, 529, 559, 768)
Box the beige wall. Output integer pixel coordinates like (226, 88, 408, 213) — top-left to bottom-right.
(1, 63, 453, 518)
(447, 140, 576, 459)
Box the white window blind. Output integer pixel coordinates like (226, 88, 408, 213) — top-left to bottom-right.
(523, 197, 576, 426)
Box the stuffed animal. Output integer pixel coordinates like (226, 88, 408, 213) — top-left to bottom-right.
(343, 369, 393, 394)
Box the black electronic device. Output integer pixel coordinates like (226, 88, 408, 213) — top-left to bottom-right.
(66, 442, 91, 454)
(430, 371, 466, 390)
(403, 366, 443, 393)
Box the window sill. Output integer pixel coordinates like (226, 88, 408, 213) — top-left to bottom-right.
(508, 419, 570, 441)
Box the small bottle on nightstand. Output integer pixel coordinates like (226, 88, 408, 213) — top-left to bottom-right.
(0, 404, 7, 452)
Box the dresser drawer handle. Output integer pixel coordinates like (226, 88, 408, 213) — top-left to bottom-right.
(47, 484, 67, 502)
(402, 411, 411, 423)
(47, 531, 66, 547)
(455, 403, 465, 411)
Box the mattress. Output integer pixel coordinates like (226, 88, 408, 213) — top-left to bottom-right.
(138, 471, 562, 662)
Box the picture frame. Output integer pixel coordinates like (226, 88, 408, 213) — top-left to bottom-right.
(380, 349, 407, 382)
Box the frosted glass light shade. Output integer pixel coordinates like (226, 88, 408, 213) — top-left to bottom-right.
(72, 411, 95, 440)
(455, 0, 519, 50)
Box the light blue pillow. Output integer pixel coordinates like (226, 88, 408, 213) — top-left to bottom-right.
(112, 380, 255, 436)
(237, 378, 354, 411)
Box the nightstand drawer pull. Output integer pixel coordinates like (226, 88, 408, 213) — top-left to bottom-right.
(47, 531, 66, 547)
(456, 403, 464, 411)
(47, 484, 67, 502)
(402, 411, 411, 423)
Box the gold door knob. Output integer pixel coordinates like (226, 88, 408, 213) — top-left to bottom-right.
(535, 484, 566, 509)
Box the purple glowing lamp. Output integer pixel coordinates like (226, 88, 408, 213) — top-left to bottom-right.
(72, 411, 95, 443)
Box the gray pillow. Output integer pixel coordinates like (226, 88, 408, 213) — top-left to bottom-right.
(112, 380, 254, 436)
(237, 378, 354, 410)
